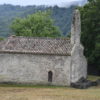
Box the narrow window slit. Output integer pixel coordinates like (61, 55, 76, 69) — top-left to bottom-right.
(48, 71, 53, 82)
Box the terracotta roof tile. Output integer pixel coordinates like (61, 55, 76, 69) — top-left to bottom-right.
(0, 36, 72, 56)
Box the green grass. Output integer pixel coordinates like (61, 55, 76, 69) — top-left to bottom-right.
(88, 75, 100, 81)
(0, 83, 67, 88)
(0, 75, 99, 88)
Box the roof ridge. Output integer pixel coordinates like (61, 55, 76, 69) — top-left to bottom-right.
(8, 36, 70, 40)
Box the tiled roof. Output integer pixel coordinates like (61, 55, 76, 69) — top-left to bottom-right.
(0, 36, 72, 56)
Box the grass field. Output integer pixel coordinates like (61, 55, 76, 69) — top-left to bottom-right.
(0, 76, 100, 100)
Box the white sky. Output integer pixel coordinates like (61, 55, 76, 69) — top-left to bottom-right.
(0, 0, 87, 6)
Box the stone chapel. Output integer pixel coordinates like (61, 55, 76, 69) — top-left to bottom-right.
(0, 10, 87, 86)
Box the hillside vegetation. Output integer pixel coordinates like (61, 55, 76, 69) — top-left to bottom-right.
(80, 0, 100, 75)
(0, 4, 74, 37)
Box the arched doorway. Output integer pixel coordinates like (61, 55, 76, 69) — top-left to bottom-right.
(48, 71, 53, 82)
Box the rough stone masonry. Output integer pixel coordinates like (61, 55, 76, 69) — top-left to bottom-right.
(0, 9, 87, 86)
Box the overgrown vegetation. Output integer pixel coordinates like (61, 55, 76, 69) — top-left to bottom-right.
(79, 0, 100, 75)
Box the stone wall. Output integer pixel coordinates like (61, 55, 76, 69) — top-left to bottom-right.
(0, 53, 71, 86)
(71, 44, 87, 83)
(70, 10, 87, 83)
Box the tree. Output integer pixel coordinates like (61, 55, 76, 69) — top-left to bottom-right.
(11, 11, 61, 37)
(0, 37, 4, 41)
(79, 0, 100, 75)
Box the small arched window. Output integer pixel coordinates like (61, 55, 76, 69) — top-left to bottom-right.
(48, 71, 53, 82)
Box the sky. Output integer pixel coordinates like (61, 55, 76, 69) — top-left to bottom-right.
(0, 0, 87, 7)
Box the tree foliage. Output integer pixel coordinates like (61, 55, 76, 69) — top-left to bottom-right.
(0, 4, 74, 37)
(79, 0, 100, 74)
(11, 11, 61, 37)
(0, 37, 4, 41)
